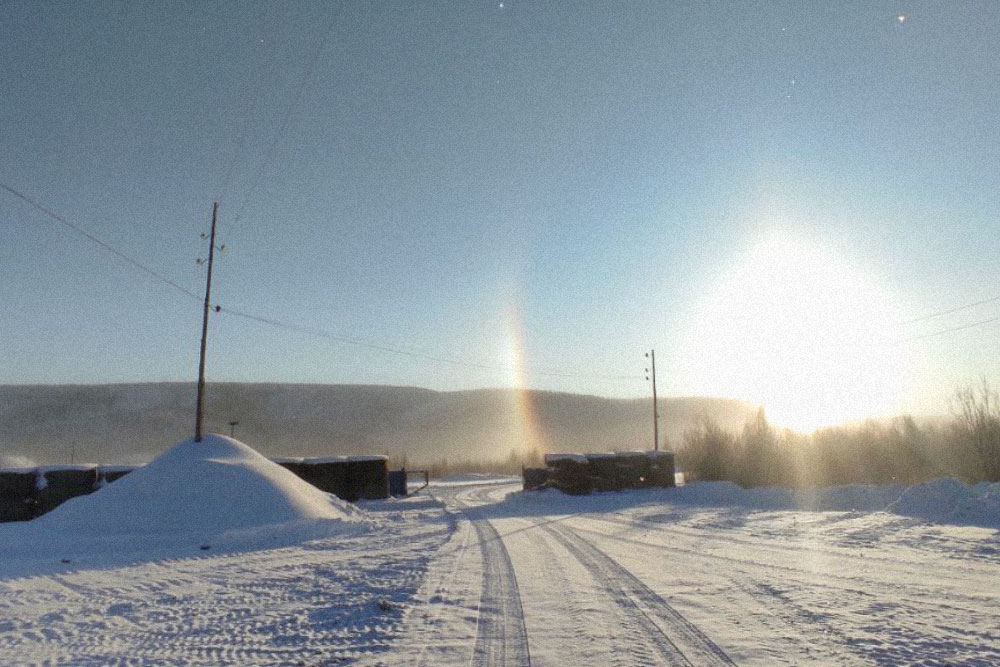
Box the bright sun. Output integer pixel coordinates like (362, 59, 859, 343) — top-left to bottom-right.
(681, 237, 913, 432)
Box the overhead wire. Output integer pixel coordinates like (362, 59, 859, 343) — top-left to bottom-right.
(218, 305, 643, 381)
(229, 3, 343, 231)
(201, 4, 644, 382)
(0, 181, 201, 301)
(9, 159, 1000, 377)
(893, 290, 1000, 342)
(1, 181, 640, 381)
(216, 3, 280, 209)
(897, 314, 1000, 343)
(901, 293, 1000, 325)
(194, 6, 646, 382)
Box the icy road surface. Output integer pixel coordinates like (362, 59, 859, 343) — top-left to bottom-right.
(1, 479, 999, 665)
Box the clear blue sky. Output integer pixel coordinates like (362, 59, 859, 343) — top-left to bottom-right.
(2, 1, 998, 426)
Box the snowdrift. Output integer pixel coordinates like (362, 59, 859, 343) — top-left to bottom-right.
(513, 477, 1000, 529)
(0, 435, 369, 577)
(886, 478, 1000, 527)
(33, 434, 362, 535)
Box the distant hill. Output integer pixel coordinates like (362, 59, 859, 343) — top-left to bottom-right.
(0, 383, 757, 466)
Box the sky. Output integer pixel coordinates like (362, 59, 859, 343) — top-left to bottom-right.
(1, 1, 999, 430)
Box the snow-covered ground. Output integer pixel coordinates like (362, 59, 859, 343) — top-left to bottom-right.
(0, 441, 997, 665)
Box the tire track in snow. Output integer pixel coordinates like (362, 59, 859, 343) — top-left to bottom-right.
(538, 522, 736, 667)
(594, 512, 991, 581)
(571, 516, 1000, 665)
(401, 509, 478, 667)
(454, 487, 672, 667)
(452, 487, 529, 667)
(576, 516, 994, 612)
(502, 516, 629, 665)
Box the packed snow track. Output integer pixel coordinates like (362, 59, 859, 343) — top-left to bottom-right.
(413, 483, 736, 667)
(379, 479, 999, 667)
(461, 489, 531, 666)
(2, 477, 998, 665)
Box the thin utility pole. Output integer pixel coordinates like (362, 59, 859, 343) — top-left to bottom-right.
(194, 203, 219, 443)
(645, 349, 659, 452)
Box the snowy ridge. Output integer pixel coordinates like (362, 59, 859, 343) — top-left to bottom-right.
(511, 477, 1000, 529)
(687, 478, 1000, 528)
(886, 478, 1000, 527)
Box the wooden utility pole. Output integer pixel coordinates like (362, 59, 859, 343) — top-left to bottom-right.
(194, 203, 219, 443)
(645, 349, 659, 452)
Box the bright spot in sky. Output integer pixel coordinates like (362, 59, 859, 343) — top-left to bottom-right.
(897, 14, 908, 24)
(680, 237, 913, 432)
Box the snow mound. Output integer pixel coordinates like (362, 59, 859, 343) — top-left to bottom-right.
(791, 484, 907, 513)
(665, 479, 1000, 527)
(676, 479, 1000, 527)
(510, 477, 1000, 528)
(34, 434, 364, 536)
(886, 478, 1000, 528)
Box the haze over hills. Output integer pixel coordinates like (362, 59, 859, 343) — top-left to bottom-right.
(0, 383, 757, 466)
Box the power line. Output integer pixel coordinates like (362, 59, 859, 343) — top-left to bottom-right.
(216, 3, 279, 208)
(897, 314, 1000, 343)
(901, 293, 1000, 325)
(230, 3, 343, 231)
(11, 179, 999, 376)
(0, 181, 200, 301)
(218, 305, 643, 381)
(0, 180, 641, 382)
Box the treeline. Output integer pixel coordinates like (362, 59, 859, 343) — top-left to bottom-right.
(389, 448, 544, 479)
(679, 381, 1000, 487)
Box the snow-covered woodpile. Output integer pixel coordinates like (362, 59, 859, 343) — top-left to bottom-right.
(272, 456, 390, 502)
(0, 468, 36, 522)
(0, 466, 128, 520)
(0, 451, 391, 522)
(524, 450, 676, 495)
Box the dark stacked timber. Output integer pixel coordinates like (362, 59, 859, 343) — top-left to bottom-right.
(274, 456, 390, 501)
(531, 451, 676, 495)
(585, 453, 620, 491)
(521, 467, 549, 491)
(345, 456, 390, 501)
(0, 468, 37, 522)
(615, 452, 652, 488)
(544, 454, 592, 495)
(299, 457, 350, 498)
(34, 466, 100, 514)
(647, 450, 676, 487)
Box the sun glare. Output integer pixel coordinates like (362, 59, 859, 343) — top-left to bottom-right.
(681, 237, 912, 432)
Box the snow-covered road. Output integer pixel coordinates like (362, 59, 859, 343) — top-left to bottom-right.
(1, 478, 998, 665)
(378, 480, 999, 666)
(444, 484, 735, 666)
